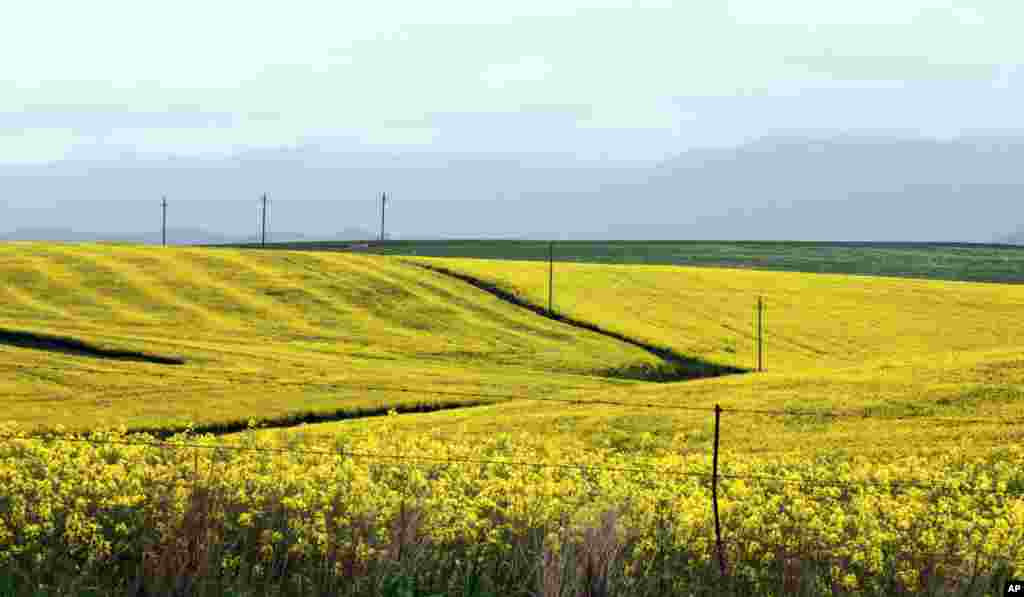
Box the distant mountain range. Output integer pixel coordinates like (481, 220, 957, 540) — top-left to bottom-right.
(3, 135, 1024, 243)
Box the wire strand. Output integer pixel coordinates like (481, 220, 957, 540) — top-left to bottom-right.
(1, 434, 1015, 497)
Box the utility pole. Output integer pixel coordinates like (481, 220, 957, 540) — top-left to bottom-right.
(161, 196, 167, 247)
(260, 193, 268, 247)
(548, 241, 554, 315)
(380, 192, 387, 242)
(757, 296, 764, 372)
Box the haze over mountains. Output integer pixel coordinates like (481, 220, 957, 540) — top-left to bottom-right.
(3, 134, 1024, 244)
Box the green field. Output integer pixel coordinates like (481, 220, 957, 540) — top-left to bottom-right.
(217, 239, 1024, 284)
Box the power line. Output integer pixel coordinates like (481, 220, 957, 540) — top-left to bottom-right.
(260, 193, 269, 247)
(756, 296, 764, 372)
(548, 240, 554, 314)
(380, 192, 387, 243)
(161, 196, 167, 246)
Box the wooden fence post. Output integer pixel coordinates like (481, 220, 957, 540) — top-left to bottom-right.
(712, 404, 726, 578)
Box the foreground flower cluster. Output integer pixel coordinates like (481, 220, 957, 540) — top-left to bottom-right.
(0, 420, 1021, 596)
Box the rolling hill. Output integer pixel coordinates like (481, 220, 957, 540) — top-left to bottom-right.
(4, 241, 1024, 457)
(6, 241, 1024, 593)
(0, 242, 667, 431)
(291, 254, 1024, 457)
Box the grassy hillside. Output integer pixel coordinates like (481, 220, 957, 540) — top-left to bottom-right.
(0, 242, 667, 432)
(274, 256, 1024, 459)
(409, 257, 1024, 372)
(6, 243, 1024, 593)
(6, 241, 1023, 450)
(298, 344, 1024, 457)
(224, 239, 1024, 284)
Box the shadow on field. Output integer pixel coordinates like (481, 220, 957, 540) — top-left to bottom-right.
(0, 328, 185, 365)
(411, 262, 748, 383)
(125, 399, 495, 439)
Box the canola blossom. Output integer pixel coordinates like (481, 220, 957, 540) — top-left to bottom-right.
(1, 421, 1022, 595)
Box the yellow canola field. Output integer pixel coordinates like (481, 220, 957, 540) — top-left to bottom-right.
(283, 257, 1024, 459)
(5, 245, 1024, 591)
(1, 422, 1021, 594)
(312, 344, 1024, 457)
(0, 243, 657, 431)
(413, 256, 1024, 373)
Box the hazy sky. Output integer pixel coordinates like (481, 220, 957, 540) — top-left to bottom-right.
(4, 0, 1023, 164)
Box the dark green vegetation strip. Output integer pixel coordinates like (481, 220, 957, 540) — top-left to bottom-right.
(0, 328, 185, 365)
(37, 400, 496, 440)
(414, 262, 747, 383)
(217, 240, 1024, 284)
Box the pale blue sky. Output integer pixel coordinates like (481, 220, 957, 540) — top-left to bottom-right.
(2, 0, 1023, 163)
